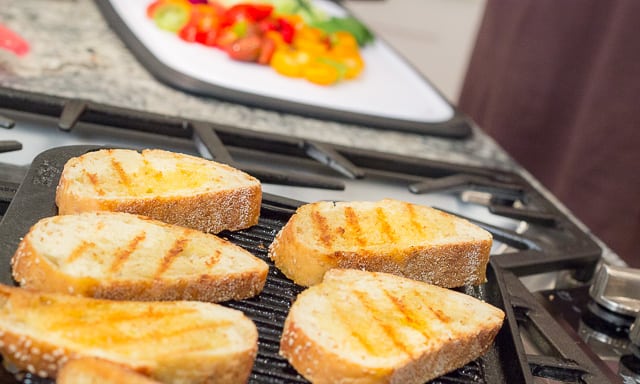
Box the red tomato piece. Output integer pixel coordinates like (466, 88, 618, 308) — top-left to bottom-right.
(258, 17, 280, 33)
(226, 34, 262, 62)
(178, 22, 198, 42)
(215, 27, 238, 49)
(257, 36, 276, 65)
(222, 3, 274, 27)
(195, 29, 218, 46)
(277, 18, 295, 44)
(146, 0, 164, 18)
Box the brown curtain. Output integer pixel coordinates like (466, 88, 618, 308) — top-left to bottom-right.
(458, 0, 640, 267)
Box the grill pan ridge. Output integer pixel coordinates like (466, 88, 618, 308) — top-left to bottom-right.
(0, 145, 529, 383)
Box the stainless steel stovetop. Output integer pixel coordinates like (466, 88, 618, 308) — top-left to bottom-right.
(1, 87, 636, 384)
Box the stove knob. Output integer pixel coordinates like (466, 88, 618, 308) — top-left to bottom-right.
(619, 316, 640, 382)
(631, 316, 640, 346)
(589, 264, 640, 317)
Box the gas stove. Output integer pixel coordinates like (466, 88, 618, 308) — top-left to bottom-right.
(0, 86, 632, 383)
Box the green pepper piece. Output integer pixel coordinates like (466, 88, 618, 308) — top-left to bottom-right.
(312, 17, 374, 46)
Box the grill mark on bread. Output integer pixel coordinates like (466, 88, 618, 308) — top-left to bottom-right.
(406, 203, 424, 237)
(353, 290, 411, 357)
(111, 321, 234, 347)
(375, 207, 396, 242)
(82, 171, 105, 196)
(155, 237, 190, 278)
(135, 321, 234, 346)
(49, 307, 195, 327)
(47, 312, 231, 346)
(331, 295, 380, 355)
(109, 154, 131, 191)
(428, 305, 451, 323)
(383, 289, 432, 339)
(344, 207, 366, 246)
(63, 318, 233, 352)
(311, 210, 333, 247)
(109, 232, 146, 273)
(415, 290, 451, 324)
(65, 241, 95, 264)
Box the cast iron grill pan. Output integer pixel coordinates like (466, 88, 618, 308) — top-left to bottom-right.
(0, 146, 527, 383)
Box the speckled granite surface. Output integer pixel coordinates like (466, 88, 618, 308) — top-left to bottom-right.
(0, 0, 621, 265)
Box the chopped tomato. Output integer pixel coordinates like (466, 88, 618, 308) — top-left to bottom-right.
(276, 17, 295, 44)
(271, 49, 310, 78)
(222, 3, 274, 27)
(178, 22, 198, 42)
(146, 0, 368, 86)
(195, 29, 218, 46)
(338, 53, 364, 79)
(303, 60, 340, 85)
(226, 34, 262, 62)
(257, 36, 276, 65)
(146, 0, 164, 18)
(215, 26, 238, 49)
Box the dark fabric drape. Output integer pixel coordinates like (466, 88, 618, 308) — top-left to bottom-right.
(458, 0, 640, 267)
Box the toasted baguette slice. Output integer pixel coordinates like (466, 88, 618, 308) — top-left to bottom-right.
(11, 211, 268, 302)
(55, 148, 261, 234)
(57, 358, 161, 384)
(280, 269, 505, 384)
(269, 199, 492, 287)
(0, 284, 258, 383)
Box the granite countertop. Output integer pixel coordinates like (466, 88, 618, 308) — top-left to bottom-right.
(0, 0, 621, 265)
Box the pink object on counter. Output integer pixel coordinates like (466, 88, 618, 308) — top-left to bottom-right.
(0, 24, 29, 56)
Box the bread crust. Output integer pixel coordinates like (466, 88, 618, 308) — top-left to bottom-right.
(0, 285, 258, 383)
(56, 358, 161, 384)
(55, 149, 262, 234)
(281, 314, 500, 384)
(269, 200, 492, 287)
(11, 213, 268, 302)
(279, 269, 504, 384)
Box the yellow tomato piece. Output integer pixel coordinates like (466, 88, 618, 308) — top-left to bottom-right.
(303, 61, 340, 86)
(332, 31, 359, 51)
(340, 53, 365, 79)
(294, 38, 328, 56)
(296, 26, 326, 42)
(271, 49, 311, 78)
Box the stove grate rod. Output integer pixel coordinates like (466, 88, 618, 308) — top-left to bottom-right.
(409, 174, 524, 200)
(58, 100, 87, 131)
(500, 269, 621, 384)
(0, 141, 22, 154)
(0, 180, 19, 218)
(0, 114, 15, 128)
(241, 164, 345, 190)
(488, 205, 557, 227)
(192, 121, 234, 164)
(303, 140, 364, 179)
(192, 122, 345, 190)
(436, 207, 542, 252)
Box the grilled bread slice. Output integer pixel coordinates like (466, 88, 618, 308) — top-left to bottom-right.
(280, 269, 505, 384)
(55, 148, 261, 234)
(11, 211, 268, 302)
(269, 199, 492, 287)
(0, 284, 258, 384)
(57, 358, 161, 384)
